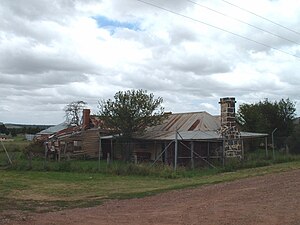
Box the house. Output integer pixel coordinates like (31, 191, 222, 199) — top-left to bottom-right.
(45, 97, 268, 165)
(100, 97, 268, 166)
(46, 109, 110, 160)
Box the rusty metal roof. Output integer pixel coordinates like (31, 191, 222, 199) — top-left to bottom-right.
(136, 112, 221, 140)
(148, 112, 220, 132)
(134, 112, 268, 141)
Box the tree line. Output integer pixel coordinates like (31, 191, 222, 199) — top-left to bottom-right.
(0, 124, 48, 137)
(66, 92, 300, 157)
(237, 98, 299, 154)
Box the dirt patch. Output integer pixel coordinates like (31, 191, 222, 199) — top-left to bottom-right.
(3, 169, 300, 225)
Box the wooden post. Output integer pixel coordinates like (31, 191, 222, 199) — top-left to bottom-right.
(207, 142, 210, 160)
(134, 154, 138, 164)
(58, 142, 61, 162)
(265, 137, 268, 158)
(98, 136, 102, 171)
(110, 139, 114, 161)
(190, 141, 194, 169)
(64, 143, 67, 159)
(241, 139, 244, 160)
(174, 129, 178, 171)
(272, 128, 277, 160)
(154, 141, 157, 160)
(107, 153, 110, 165)
(222, 139, 225, 167)
(44, 142, 48, 169)
(58, 148, 61, 162)
(164, 141, 168, 165)
(0, 140, 12, 165)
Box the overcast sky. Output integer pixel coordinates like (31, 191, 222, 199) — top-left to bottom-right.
(1, 0, 300, 125)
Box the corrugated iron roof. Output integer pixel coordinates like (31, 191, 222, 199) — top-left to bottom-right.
(135, 112, 220, 140)
(134, 112, 268, 141)
(37, 122, 69, 135)
(147, 112, 220, 132)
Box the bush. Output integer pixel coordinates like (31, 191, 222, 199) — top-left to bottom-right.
(287, 125, 300, 154)
(24, 140, 44, 156)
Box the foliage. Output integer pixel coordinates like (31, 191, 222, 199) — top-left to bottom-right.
(7, 126, 47, 136)
(98, 89, 165, 161)
(0, 123, 9, 135)
(237, 98, 296, 147)
(287, 125, 300, 154)
(98, 89, 165, 137)
(22, 140, 44, 169)
(24, 140, 44, 155)
(64, 100, 87, 126)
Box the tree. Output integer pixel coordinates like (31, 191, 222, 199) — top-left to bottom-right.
(237, 98, 296, 148)
(64, 101, 87, 126)
(98, 89, 165, 160)
(277, 98, 296, 136)
(0, 123, 9, 135)
(287, 124, 300, 154)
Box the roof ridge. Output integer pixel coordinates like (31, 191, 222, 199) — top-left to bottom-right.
(171, 111, 209, 115)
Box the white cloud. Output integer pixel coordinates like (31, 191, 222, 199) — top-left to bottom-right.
(0, 0, 300, 124)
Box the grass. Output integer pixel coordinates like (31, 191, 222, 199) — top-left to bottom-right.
(0, 161, 300, 214)
(0, 136, 30, 152)
(1, 141, 300, 217)
(3, 151, 300, 178)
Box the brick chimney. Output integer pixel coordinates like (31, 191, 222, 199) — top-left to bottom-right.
(219, 97, 242, 159)
(82, 109, 90, 130)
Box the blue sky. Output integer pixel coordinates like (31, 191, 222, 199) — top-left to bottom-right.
(93, 15, 140, 32)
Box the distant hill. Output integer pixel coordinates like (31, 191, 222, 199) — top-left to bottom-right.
(4, 124, 53, 129)
(4, 124, 53, 135)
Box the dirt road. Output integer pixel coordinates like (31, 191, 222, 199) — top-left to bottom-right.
(5, 169, 300, 225)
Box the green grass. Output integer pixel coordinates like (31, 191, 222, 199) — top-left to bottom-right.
(1, 143, 300, 216)
(0, 136, 30, 167)
(0, 136, 30, 152)
(0, 161, 300, 214)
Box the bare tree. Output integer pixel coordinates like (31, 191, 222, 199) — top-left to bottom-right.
(64, 101, 87, 126)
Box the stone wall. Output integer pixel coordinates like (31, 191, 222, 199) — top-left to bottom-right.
(219, 97, 242, 158)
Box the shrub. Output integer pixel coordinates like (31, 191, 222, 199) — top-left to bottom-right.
(287, 125, 300, 154)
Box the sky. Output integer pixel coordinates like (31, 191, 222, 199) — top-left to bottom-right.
(1, 0, 300, 125)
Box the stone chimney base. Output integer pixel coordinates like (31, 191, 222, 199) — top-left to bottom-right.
(219, 97, 242, 159)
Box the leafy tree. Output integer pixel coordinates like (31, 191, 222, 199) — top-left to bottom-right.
(64, 101, 87, 126)
(0, 123, 9, 135)
(277, 98, 296, 136)
(10, 128, 17, 137)
(237, 98, 296, 148)
(287, 124, 300, 154)
(98, 89, 165, 160)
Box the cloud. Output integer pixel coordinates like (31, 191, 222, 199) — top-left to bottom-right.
(1, 0, 300, 124)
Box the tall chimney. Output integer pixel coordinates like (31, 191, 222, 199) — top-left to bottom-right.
(219, 97, 242, 159)
(219, 97, 236, 129)
(82, 109, 90, 130)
